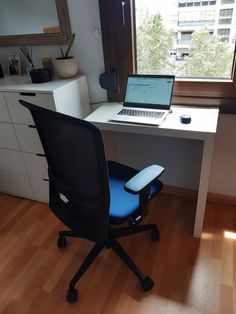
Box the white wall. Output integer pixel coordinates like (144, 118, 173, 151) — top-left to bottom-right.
(0, 0, 235, 197)
(67, 0, 107, 104)
(105, 131, 203, 190)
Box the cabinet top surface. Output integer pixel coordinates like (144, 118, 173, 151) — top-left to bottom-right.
(0, 75, 86, 93)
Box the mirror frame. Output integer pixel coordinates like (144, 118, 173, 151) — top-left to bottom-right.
(0, 0, 71, 47)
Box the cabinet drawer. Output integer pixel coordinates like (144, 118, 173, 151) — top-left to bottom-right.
(4, 92, 55, 124)
(0, 171, 33, 199)
(0, 93, 11, 122)
(0, 123, 19, 150)
(0, 148, 27, 175)
(23, 152, 48, 178)
(30, 177, 49, 203)
(14, 124, 44, 154)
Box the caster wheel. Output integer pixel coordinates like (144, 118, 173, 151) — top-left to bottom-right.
(57, 236, 67, 248)
(66, 288, 78, 303)
(151, 228, 160, 241)
(141, 276, 154, 291)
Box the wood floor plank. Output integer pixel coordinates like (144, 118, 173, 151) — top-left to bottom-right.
(0, 192, 236, 313)
(220, 284, 233, 314)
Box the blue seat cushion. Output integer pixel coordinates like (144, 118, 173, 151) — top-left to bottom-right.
(109, 177, 160, 225)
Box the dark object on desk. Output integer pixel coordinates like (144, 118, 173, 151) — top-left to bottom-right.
(0, 63, 4, 78)
(30, 68, 52, 83)
(19, 99, 165, 303)
(99, 70, 117, 91)
(180, 114, 191, 124)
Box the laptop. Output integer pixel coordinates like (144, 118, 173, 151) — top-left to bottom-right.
(109, 74, 175, 126)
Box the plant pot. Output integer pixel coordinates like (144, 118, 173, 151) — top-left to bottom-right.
(54, 57, 78, 79)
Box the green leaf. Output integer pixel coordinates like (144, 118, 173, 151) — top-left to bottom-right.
(64, 33, 75, 58)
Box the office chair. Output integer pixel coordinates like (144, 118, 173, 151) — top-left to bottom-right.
(19, 100, 165, 303)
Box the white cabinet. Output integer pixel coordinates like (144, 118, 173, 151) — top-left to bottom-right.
(14, 124, 44, 154)
(0, 172, 33, 199)
(4, 92, 55, 124)
(22, 152, 48, 178)
(0, 75, 90, 202)
(30, 177, 49, 203)
(0, 148, 27, 175)
(0, 124, 19, 150)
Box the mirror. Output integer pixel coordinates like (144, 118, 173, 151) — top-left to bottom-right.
(0, 0, 71, 46)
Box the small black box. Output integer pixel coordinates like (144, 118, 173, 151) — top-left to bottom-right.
(30, 68, 52, 83)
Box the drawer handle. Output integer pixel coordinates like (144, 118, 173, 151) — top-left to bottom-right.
(36, 153, 46, 157)
(20, 92, 36, 96)
(43, 179, 49, 182)
(28, 125, 36, 128)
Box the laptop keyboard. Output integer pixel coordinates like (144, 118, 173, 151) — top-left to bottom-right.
(118, 108, 164, 119)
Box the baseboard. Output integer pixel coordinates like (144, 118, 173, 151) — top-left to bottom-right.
(207, 192, 236, 206)
(162, 185, 197, 199)
(162, 185, 236, 206)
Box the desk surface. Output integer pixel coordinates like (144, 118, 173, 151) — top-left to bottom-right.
(86, 103, 219, 140)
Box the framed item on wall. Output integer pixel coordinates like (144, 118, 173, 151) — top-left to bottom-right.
(8, 53, 21, 76)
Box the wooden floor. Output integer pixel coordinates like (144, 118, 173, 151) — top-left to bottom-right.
(0, 192, 236, 314)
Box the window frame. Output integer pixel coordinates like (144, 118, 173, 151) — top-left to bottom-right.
(99, 0, 236, 113)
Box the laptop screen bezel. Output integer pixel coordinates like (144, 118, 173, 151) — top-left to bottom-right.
(123, 74, 175, 110)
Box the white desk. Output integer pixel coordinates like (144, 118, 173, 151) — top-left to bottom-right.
(86, 103, 219, 238)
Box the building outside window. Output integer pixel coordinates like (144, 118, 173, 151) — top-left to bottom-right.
(135, 0, 236, 79)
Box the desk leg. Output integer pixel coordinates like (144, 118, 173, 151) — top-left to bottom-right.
(102, 131, 118, 160)
(194, 134, 215, 238)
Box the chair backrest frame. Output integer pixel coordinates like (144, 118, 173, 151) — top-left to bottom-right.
(19, 100, 110, 242)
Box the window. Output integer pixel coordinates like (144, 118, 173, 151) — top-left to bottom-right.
(218, 28, 230, 42)
(219, 8, 233, 24)
(178, 0, 217, 6)
(180, 32, 192, 42)
(221, 0, 234, 4)
(136, 2, 234, 79)
(187, 2, 194, 6)
(99, 0, 236, 112)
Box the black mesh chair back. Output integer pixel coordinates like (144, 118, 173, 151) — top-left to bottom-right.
(20, 100, 110, 242)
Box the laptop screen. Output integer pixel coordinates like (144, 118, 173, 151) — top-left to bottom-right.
(124, 75, 175, 110)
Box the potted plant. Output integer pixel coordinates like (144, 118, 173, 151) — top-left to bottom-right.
(54, 33, 78, 79)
